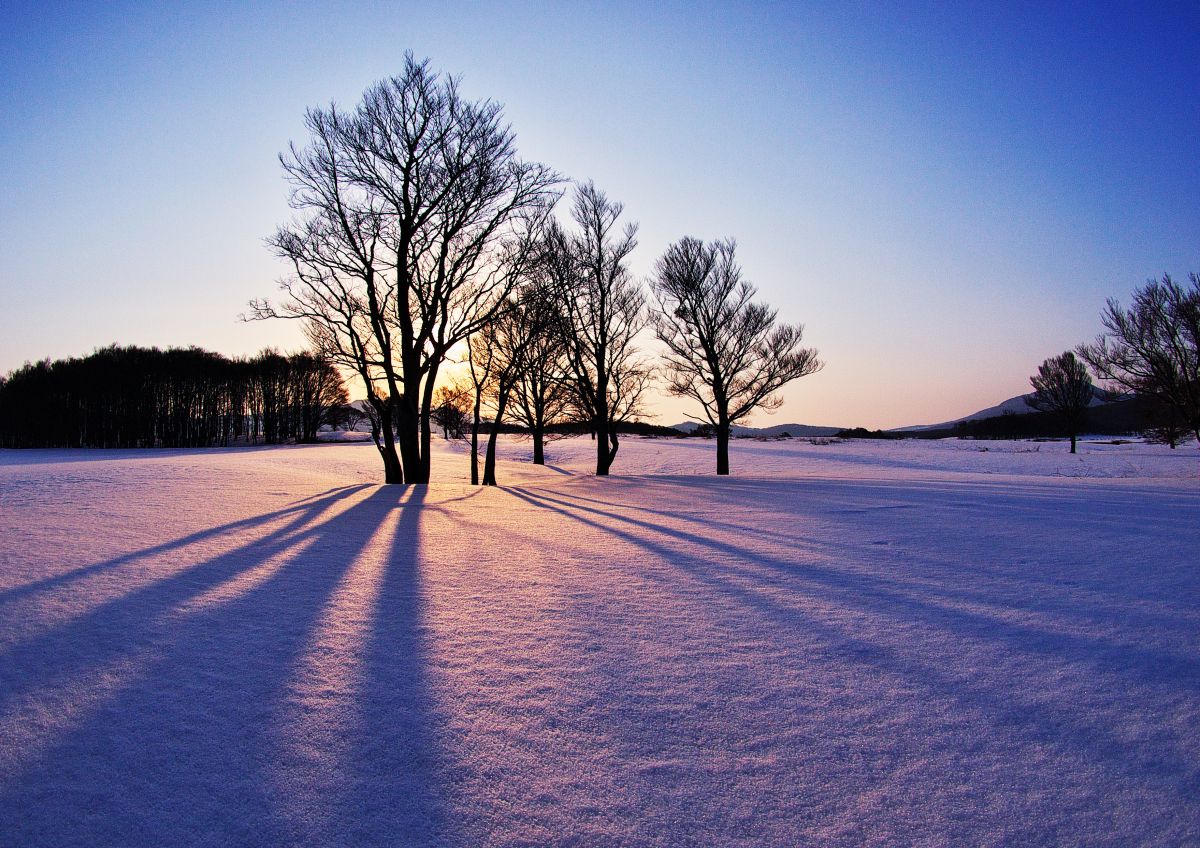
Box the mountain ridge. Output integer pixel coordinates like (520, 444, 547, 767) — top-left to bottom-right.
(891, 388, 1117, 433)
(669, 421, 844, 438)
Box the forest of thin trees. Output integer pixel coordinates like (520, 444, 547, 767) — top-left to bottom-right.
(0, 346, 346, 449)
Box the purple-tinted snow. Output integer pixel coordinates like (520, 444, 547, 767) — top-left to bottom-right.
(1, 437, 1197, 846)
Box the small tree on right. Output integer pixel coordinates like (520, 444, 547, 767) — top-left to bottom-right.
(651, 237, 822, 475)
(1077, 273, 1200, 445)
(1025, 351, 1094, 453)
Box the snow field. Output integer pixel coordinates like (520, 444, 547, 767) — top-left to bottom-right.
(0, 437, 1197, 846)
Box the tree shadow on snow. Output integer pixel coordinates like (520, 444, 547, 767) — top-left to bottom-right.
(0, 486, 368, 605)
(505, 478, 1200, 832)
(0, 485, 456, 847)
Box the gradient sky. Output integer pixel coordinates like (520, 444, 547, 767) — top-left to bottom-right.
(2, 1, 1197, 428)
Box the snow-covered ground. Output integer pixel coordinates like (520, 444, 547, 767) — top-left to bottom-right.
(1, 436, 1197, 846)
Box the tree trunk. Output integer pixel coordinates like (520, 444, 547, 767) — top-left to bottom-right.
(395, 400, 420, 486)
(370, 399, 405, 485)
(532, 428, 545, 465)
(470, 406, 481, 486)
(596, 416, 611, 475)
(379, 440, 404, 484)
(483, 395, 509, 486)
(716, 423, 730, 475)
(415, 374, 437, 484)
(378, 421, 404, 484)
(1070, 432, 1077, 454)
(595, 381, 611, 475)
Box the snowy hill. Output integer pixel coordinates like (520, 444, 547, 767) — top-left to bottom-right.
(893, 388, 1116, 432)
(670, 421, 844, 438)
(1, 436, 1196, 846)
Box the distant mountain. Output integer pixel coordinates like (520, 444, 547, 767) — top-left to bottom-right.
(892, 388, 1119, 433)
(670, 421, 844, 438)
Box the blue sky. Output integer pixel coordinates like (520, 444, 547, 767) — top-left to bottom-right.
(1, 1, 1197, 428)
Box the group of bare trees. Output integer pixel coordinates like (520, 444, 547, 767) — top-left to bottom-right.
(1026, 273, 1200, 451)
(255, 57, 822, 484)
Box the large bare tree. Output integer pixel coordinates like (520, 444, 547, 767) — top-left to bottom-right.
(543, 183, 651, 475)
(247, 55, 560, 483)
(651, 237, 822, 475)
(1078, 273, 1200, 445)
(1025, 351, 1095, 453)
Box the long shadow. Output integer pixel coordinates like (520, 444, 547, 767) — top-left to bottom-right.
(549, 477, 1200, 631)
(0, 485, 369, 686)
(0, 441, 378, 466)
(325, 485, 463, 845)
(540, 475, 1200, 619)
(503, 484, 1200, 804)
(0, 485, 370, 605)
(512, 484, 1200, 685)
(0, 485, 451, 847)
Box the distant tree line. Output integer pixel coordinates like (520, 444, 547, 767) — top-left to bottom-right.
(0, 345, 346, 449)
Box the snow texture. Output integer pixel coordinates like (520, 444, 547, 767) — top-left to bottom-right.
(1, 436, 1198, 846)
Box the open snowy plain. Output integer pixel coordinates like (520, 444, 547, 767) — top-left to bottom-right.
(1, 435, 1197, 846)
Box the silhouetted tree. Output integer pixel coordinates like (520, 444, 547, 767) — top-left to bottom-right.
(431, 382, 471, 440)
(289, 352, 348, 442)
(508, 280, 573, 464)
(332, 402, 368, 433)
(1024, 351, 1094, 453)
(651, 237, 822, 474)
(543, 183, 651, 475)
(466, 330, 499, 485)
(1078, 273, 1200, 445)
(1143, 399, 1188, 448)
(249, 54, 560, 483)
(478, 299, 542, 485)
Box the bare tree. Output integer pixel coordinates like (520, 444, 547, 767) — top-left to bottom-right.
(1024, 351, 1094, 453)
(466, 332, 498, 486)
(544, 183, 651, 476)
(476, 301, 541, 485)
(247, 54, 560, 483)
(332, 402, 368, 433)
(1143, 399, 1188, 448)
(507, 280, 573, 464)
(431, 381, 471, 439)
(651, 237, 822, 475)
(1078, 273, 1200, 445)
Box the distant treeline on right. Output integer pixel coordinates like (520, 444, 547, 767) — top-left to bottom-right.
(889, 394, 1169, 441)
(840, 273, 1199, 453)
(1039, 273, 1199, 452)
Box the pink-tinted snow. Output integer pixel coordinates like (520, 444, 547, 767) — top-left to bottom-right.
(1, 437, 1197, 846)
